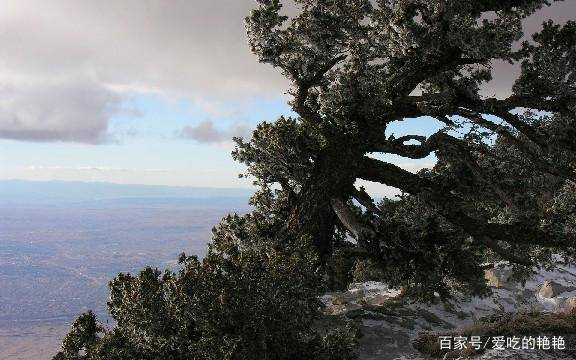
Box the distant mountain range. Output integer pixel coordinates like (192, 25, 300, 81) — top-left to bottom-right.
(0, 180, 253, 208)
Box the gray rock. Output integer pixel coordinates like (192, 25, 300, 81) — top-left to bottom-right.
(539, 280, 576, 298)
(443, 350, 461, 360)
(484, 267, 514, 288)
(356, 321, 418, 360)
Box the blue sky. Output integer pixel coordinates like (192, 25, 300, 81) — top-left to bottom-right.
(0, 94, 296, 188)
(0, 91, 439, 194)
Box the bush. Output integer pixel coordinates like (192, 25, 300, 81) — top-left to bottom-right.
(54, 215, 358, 360)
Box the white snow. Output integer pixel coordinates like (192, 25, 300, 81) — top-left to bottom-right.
(321, 263, 576, 359)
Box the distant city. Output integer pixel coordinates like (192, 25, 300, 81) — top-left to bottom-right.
(0, 180, 251, 359)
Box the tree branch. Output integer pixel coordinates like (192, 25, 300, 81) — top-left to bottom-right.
(330, 198, 375, 242)
(476, 236, 532, 266)
(484, 94, 574, 116)
(373, 132, 449, 159)
(292, 55, 347, 123)
(492, 110, 549, 150)
(352, 188, 383, 216)
(458, 109, 576, 180)
(356, 157, 569, 251)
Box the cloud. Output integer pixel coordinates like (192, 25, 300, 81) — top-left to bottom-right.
(0, 0, 286, 97)
(0, 0, 573, 142)
(0, 0, 286, 143)
(0, 78, 119, 143)
(178, 120, 251, 144)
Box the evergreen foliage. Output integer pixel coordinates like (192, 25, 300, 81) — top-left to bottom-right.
(55, 215, 358, 359)
(236, 0, 576, 296)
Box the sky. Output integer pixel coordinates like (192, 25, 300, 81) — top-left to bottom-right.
(0, 0, 574, 196)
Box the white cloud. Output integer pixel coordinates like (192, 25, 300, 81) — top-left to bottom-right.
(0, 0, 286, 143)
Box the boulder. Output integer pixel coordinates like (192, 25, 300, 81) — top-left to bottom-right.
(484, 267, 514, 288)
(558, 296, 576, 313)
(539, 280, 576, 298)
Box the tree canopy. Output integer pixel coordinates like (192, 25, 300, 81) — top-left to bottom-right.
(236, 0, 576, 295)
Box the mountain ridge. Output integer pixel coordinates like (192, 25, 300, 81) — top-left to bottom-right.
(0, 179, 254, 206)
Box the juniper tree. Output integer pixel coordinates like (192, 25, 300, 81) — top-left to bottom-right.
(236, 0, 576, 295)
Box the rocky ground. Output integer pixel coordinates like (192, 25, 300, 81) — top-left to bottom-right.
(321, 263, 576, 359)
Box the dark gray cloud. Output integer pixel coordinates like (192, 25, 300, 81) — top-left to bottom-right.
(0, 0, 283, 143)
(0, 1, 285, 96)
(178, 120, 251, 144)
(0, 78, 119, 143)
(0, 0, 573, 142)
